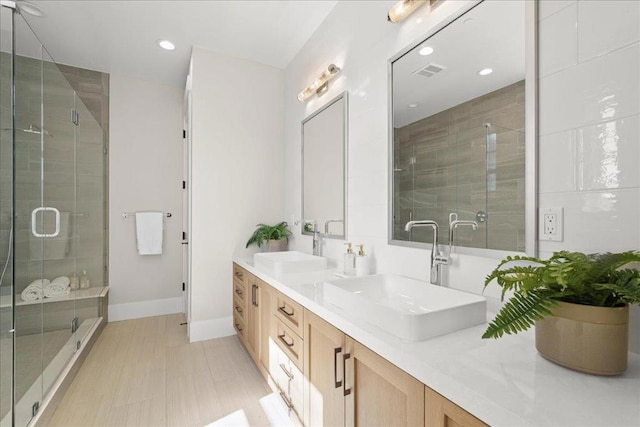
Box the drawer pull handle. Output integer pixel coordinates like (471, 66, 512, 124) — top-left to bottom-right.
(278, 334, 294, 348)
(279, 391, 293, 410)
(235, 323, 243, 332)
(278, 306, 294, 317)
(334, 347, 342, 388)
(343, 353, 351, 396)
(279, 363, 293, 380)
(235, 305, 243, 313)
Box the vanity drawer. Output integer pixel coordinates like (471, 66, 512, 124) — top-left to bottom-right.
(233, 277, 247, 302)
(274, 292, 304, 338)
(233, 313, 246, 340)
(273, 318, 304, 371)
(233, 294, 246, 322)
(233, 263, 246, 282)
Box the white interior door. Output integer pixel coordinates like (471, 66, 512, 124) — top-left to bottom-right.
(182, 76, 192, 326)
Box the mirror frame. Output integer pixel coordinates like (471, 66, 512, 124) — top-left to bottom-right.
(301, 91, 349, 240)
(387, 0, 538, 257)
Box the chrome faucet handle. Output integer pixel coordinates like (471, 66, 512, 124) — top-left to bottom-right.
(324, 219, 343, 234)
(446, 212, 479, 259)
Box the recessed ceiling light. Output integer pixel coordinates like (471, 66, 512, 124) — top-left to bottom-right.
(477, 68, 493, 76)
(157, 39, 176, 51)
(17, 1, 46, 17)
(408, 103, 419, 108)
(419, 46, 434, 56)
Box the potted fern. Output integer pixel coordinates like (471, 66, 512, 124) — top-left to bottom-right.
(483, 250, 640, 375)
(245, 222, 292, 252)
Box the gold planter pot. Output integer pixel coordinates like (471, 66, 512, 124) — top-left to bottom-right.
(535, 301, 629, 376)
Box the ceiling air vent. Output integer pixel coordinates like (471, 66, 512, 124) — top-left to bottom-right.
(413, 63, 446, 78)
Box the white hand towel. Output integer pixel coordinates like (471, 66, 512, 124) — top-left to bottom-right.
(21, 279, 49, 301)
(135, 211, 163, 255)
(44, 281, 70, 298)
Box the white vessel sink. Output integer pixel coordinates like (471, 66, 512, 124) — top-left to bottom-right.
(324, 274, 486, 341)
(254, 251, 327, 275)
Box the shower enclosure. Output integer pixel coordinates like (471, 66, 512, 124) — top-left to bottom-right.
(393, 122, 525, 252)
(1, 4, 107, 426)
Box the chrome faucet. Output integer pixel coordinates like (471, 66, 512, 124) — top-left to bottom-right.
(404, 220, 448, 285)
(295, 219, 321, 256)
(446, 213, 479, 258)
(324, 219, 343, 235)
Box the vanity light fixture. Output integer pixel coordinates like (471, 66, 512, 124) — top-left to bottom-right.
(477, 68, 493, 76)
(388, 0, 426, 23)
(156, 39, 176, 51)
(297, 64, 341, 102)
(419, 46, 434, 56)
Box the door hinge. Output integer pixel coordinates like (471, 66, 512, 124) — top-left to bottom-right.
(182, 282, 186, 291)
(183, 129, 186, 138)
(71, 109, 79, 126)
(182, 231, 186, 240)
(71, 317, 79, 333)
(32, 401, 39, 417)
(76, 340, 81, 350)
(182, 181, 186, 189)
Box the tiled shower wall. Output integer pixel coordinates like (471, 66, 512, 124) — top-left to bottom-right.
(393, 81, 525, 251)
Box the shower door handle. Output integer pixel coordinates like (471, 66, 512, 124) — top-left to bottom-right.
(31, 207, 60, 238)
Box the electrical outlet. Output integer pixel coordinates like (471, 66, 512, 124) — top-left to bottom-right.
(539, 207, 563, 242)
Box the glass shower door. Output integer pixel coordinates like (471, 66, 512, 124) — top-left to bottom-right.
(40, 50, 77, 401)
(12, 13, 46, 426)
(0, 5, 15, 426)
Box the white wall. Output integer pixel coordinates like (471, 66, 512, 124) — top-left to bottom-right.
(284, 1, 639, 352)
(189, 47, 284, 342)
(109, 73, 184, 321)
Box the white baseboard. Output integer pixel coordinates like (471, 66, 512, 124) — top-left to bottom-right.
(109, 296, 183, 322)
(189, 316, 235, 343)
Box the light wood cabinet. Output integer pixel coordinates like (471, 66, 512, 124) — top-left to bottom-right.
(246, 273, 260, 359)
(425, 387, 488, 427)
(232, 264, 248, 343)
(303, 309, 346, 427)
(232, 263, 488, 427)
(345, 337, 425, 427)
(233, 264, 271, 376)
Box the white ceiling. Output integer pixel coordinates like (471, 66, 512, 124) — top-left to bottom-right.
(18, 0, 338, 88)
(393, 0, 525, 127)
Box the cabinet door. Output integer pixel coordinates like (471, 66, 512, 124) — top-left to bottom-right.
(246, 274, 260, 359)
(345, 337, 424, 427)
(303, 309, 346, 427)
(425, 387, 487, 427)
(258, 281, 272, 376)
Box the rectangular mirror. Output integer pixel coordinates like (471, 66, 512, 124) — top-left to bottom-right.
(389, 0, 535, 255)
(302, 92, 348, 239)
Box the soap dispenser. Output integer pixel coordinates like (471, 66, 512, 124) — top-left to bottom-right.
(355, 244, 371, 277)
(69, 272, 79, 291)
(344, 243, 356, 276)
(80, 270, 90, 289)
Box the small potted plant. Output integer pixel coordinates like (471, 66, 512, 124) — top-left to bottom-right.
(245, 221, 292, 252)
(483, 250, 640, 375)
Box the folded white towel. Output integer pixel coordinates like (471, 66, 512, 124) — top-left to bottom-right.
(44, 281, 70, 298)
(51, 276, 70, 287)
(21, 279, 50, 301)
(135, 211, 163, 255)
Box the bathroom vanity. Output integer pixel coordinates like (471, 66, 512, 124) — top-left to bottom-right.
(232, 259, 640, 427)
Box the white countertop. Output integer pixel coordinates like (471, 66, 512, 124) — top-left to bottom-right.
(234, 257, 640, 427)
